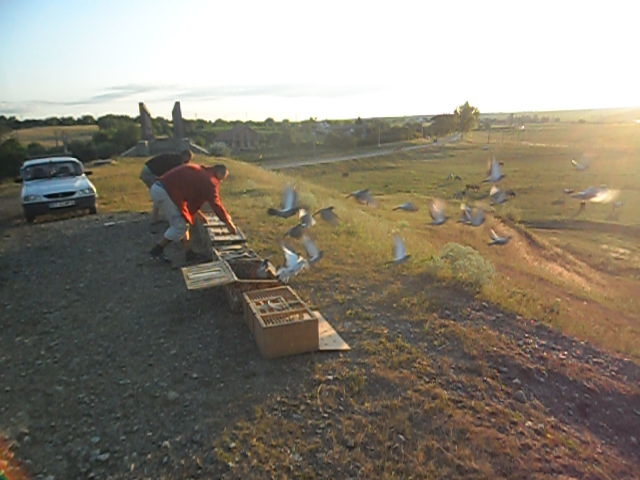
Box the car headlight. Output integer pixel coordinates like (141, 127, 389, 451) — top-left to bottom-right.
(23, 194, 43, 202)
(78, 188, 95, 195)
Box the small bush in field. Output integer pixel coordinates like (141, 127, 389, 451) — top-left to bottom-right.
(208, 142, 231, 157)
(430, 242, 495, 289)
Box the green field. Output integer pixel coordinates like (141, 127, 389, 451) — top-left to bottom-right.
(10, 124, 98, 147)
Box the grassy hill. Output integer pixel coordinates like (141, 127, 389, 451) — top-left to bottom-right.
(2, 120, 638, 478)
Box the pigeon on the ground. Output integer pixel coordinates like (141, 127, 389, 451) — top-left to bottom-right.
(489, 185, 516, 205)
(446, 173, 463, 181)
(313, 206, 340, 226)
(483, 156, 505, 183)
(301, 235, 324, 264)
(393, 201, 419, 212)
(268, 185, 299, 218)
(276, 244, 309, 283)
(428, 198, 448, 225)
(488, 228, 511, 245)
(346, 188, 377, 206)
(391, 234, 410, 264)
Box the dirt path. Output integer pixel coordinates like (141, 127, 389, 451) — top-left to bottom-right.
(261, 133, 462, 170)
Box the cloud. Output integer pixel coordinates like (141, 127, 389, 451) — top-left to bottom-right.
(1, 83, 385, 118)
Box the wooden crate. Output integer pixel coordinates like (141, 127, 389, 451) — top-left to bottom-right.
(213, 244, 260, 262)
(205, 225, 247, 245)
(243, 286, 318, 359)
(181, 260, 235, 290)
(223, 258, 280, 314)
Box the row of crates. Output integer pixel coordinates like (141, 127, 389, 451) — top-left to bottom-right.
(182, 212, 319, 359)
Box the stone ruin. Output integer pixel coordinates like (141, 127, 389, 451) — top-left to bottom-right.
(121, 101, 209, 157)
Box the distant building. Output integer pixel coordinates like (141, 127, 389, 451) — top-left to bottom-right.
(216, 124, 260, 150)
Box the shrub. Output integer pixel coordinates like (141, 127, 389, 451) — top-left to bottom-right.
(0, 138, 26, 178)
(429, 242, 495, 290)
(208, 141, 231, 157)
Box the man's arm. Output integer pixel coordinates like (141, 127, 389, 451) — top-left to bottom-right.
(206, 184, 236, 234)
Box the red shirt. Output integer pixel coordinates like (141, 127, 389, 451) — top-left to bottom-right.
(160, 164, 231, 225)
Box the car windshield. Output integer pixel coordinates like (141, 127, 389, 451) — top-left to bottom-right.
(22, 162, 82, 180)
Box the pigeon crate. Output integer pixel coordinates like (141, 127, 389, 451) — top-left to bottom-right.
(200, 212, 226, 227)
(222, 258, 280, 315)
(213, 244, 260, 263)
(181, 260, 236, 290)
(242, 286, 318, 359)
(205, 224, 247, 245)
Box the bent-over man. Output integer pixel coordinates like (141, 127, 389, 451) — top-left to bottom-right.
(140, 149, 192, 223)
(149, 163, 237, 263)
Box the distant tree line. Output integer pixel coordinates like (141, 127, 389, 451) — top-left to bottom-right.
(0, 102, 484, 178)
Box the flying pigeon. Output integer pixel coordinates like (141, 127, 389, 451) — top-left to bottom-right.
(392, 202, 419, 212)
(254, 259, 273, 279)
(488, 228, 511, 245)
(298, 208, 316, 228)
(276, 244, 309, 283)
(301, 234, 324, 264)
(346, 188, 377, 206)
(458, 203, 485, 226)
(428, 198, 448, 225)
(390, 234, 410, 264)
(571, 186, 620, 203)
(313, 206, 340, 226)
(571, 159, 589, 171)
(283, 223, 306, 239)
(489, 185, 516, 205)
(268, 185, 300, 218)
(483, 156, 505, 183)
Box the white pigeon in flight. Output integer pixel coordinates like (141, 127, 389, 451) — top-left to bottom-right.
(268, 185, 300, 218)
(298, 207, 316, 228)
(390, 234, 410, 264)
(276, 244, 309, 283)
(301, 234, 324, 264)
(488, 228, 511, 246)
(428, 198, 448, 225)
(458, 203, 485, 226)
(571, 158, 589, 171)
(483, 156, 505, 183)
(489, 185, 516, 205)
(571, 186, 620, 204)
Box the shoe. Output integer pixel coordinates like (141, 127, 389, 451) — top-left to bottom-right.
(150, 245, 170, 263)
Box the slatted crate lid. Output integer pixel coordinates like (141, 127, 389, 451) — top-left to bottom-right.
(213, 244, 259, 261)
(181, 260, 236, 290)
(205, 225, 247, 244)
(200, 212, 226, 226)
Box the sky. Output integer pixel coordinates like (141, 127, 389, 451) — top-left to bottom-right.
(1, 0, 639, 122)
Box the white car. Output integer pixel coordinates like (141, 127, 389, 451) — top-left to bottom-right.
(17, 156, 98, 222)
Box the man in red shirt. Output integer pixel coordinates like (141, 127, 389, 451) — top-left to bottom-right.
(149, 163, 237, 263)
(140, 149, 192, 224)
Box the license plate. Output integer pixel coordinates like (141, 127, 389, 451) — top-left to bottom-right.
(50, 200, 76, 208)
